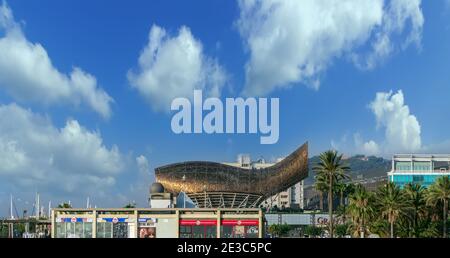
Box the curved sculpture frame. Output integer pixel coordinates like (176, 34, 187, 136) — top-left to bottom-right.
(155, 142, 308, 206)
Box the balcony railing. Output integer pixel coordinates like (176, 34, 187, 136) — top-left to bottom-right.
(392, 170, 450, 174)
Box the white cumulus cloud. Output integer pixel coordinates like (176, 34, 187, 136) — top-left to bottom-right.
(128, 24, 227, 112)
(333, 133, 381, 156)
(359, 90, 421, 155)
(0, 103, 124, 193)
(363, 140, 381, 156)
(236, 0, 424, 96)
(136, 155, 149, 175)
(354, 0, 424, 69)
(0, 2, 113, 118)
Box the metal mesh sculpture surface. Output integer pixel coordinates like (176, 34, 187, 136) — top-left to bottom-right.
(155, 142, 308, 208)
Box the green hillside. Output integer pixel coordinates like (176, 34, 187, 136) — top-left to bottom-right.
(304, 155, 391, 186)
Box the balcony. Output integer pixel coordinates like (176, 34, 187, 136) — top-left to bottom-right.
(392, 169, 450, 174)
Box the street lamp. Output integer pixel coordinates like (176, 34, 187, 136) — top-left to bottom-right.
(182, 174, 186, 208)
(203, 185, 207, 208)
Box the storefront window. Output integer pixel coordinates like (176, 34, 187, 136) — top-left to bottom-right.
(220, 220, 259, 238)
(246, 226, 259, 238)
(221, 225, 233, 238)
(55, 219, 92, 238)
(193, 225, 205, 238)
(139, 226, 156, 238)
(97, 222, 129, 238)
(138, 219, 157, 238)
(179, 226, 192, 238)
(179, 220, 217, 238)
(56, 223, 64, 238)
(96, 222, 112, 238)
(206, 225, 217, 238)
(112, 223, 128, 238)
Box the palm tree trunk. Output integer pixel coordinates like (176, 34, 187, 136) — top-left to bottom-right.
(414, 209, 419, 238)
(361, 218, 365, 238)
(390, 217, 394, 238)
(329, 174, 333, 238)
(413, 209, 417, 238)
(444, 200, 448, 238)
(319, 192, 323, 211)
(341, 190, 346, 223)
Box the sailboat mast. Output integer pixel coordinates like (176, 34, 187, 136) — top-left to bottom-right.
(36, 193, 40, 218)
(10, 194, 14, 219)
(48, 201, 51, 218)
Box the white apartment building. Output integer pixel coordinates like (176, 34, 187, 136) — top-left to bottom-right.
(388, 154, 450, 188)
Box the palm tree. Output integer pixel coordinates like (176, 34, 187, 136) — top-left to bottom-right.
(337, 182, 355, 223)
(347, 184, 374, 238)
(314, 174, 328, 211)
(57, 202, 72, 208)
(426, 176, 450, 238)
(375, 182, 409, 238)
(404, 183, 427, 237)
(313, 150, 350, 238)
(124, 201, 136, 208)
(335, 182, 346, 207)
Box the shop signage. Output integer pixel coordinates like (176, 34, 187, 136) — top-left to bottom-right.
(221, 220, 259, 226)
(179, 220, 217, 226)
(101, 217, 127, 223)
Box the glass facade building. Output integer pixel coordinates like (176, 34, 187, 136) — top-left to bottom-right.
(388, 154, 450, 188)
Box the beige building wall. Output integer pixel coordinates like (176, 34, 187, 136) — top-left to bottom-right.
(51, 208, 263, 238)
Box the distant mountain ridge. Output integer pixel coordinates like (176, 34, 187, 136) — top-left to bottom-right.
(304, 154, 391, 186)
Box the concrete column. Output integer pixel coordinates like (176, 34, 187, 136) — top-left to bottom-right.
(51, 209, 55, 238)
(175, 210, 180, 238)
(258, 209, 263, 238)
(216, 210, 221, 238)
(92, 210, 97, 238)
(9, 223, 13, 238)
(134, 209, 139, 238)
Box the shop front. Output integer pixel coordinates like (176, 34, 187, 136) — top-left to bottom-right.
(52, 208, 263, 238)
(221, 219, 259, 238)
(96, 217, 133, 238)
(179, 220, 217, 238)
(55, 217, 93, 238)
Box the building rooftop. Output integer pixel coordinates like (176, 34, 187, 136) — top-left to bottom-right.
(393, 154, 450, 160)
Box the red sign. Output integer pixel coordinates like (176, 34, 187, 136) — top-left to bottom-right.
(70, 217, 77, 223)
(221, 220, 259, 226)
(179, 220, 217, 226)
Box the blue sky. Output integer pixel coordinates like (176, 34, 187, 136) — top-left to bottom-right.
(1, 0, 450, 215)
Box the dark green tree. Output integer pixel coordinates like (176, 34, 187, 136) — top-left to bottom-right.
(347, 184, 374, 238)
(57, 203, 72, 208)
(375, 182, 409, 238)
(426, 176, 450, 238)
(123, 202, 136, 208)
(313, 150, 350, 238)
(403, 183, 427, 237)
(304, 225, 323, 238)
